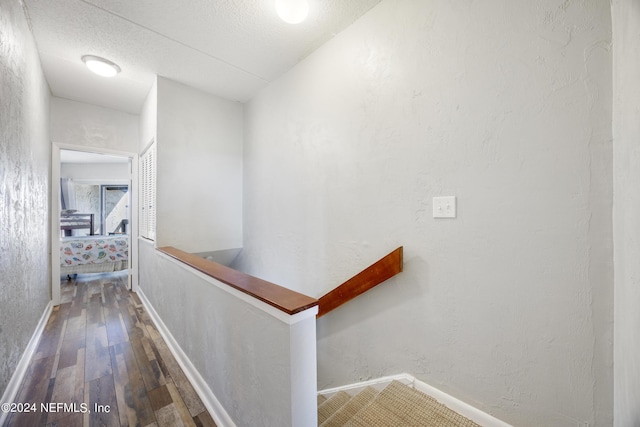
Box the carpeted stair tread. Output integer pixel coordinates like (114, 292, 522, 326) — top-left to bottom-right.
(320, 386, 379, 427)
(318, 394, 327, 406)
(318, 391, 351, 425)
(343, 380, 481, 427)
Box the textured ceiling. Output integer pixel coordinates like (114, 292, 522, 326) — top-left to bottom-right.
(22, 0, 382, 114)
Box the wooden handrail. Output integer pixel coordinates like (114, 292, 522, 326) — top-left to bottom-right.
(158, 247, 318, 315)
(317, 247, 403, 318)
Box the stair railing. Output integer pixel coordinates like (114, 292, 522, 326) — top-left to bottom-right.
(317, 246, 403, 318)
(152, 244, 402, 425)
(158, 246, 318, 314)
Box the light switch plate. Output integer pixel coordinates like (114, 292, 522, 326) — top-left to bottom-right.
(433, 196, 456, 218)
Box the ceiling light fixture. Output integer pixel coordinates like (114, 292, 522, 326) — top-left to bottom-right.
(275, 0, 309, 24)
(81, 55, 121, 77)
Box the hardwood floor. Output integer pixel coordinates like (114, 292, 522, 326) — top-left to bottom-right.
(4, 271, 216, 427)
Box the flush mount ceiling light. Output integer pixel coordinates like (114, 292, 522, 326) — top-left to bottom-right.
(81, 55, 121, 77)
(275, 0, 309, 24)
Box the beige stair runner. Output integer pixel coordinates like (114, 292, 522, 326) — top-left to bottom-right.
(317, 380, 481, 427)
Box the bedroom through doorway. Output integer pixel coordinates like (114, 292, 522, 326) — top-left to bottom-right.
(52, 144, 138, 306)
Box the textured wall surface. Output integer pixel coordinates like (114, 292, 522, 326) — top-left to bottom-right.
(240, 0, 613, 425)
(612, 1, 640, 426)
(71, 184, 100, 234)
(156, 77, 243, 253)
(61, 162, 130, 182)
(51, 97, 139, 153)
(0, 0, 51, 397)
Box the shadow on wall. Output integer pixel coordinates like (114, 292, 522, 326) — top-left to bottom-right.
(194, 247, 243, 267)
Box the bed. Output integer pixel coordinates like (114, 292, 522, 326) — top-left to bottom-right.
(60, 235, 129, 276)
(60, 212, 95, 236)
(60, 212, 128, 276)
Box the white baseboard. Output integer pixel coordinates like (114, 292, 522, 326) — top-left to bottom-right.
(318, 373, 414, 397)
(136, 289, 236, 427)
(411, 377, 513, 427)
(0, 301, 53, 427)
(318, 373, 513, 427)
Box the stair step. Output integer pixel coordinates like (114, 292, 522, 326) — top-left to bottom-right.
(320, 386, 378, 427)
(317, 394, 327, 406)
(344, 380, 481, 427)
(317, 380, 482, 427)
(317, 391, 351, 425)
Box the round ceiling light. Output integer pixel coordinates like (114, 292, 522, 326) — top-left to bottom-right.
(275, 0, 309, 24)
(81, 55, 121, 77)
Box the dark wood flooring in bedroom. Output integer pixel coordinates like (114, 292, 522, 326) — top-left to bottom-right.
(4, 271, 216, 427)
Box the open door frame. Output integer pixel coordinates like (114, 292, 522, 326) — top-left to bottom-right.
(51, 142, 139, 306)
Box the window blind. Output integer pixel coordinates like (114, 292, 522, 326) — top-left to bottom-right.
(140, 141, 156, 241)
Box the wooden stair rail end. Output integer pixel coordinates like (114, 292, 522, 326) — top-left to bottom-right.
(157, 246, 318, 315)
(317, 246, 403, 318)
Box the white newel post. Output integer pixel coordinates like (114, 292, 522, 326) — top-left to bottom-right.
(288, 308, 319, 427)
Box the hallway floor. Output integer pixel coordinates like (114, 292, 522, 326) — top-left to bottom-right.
(4, 271, 216, 427)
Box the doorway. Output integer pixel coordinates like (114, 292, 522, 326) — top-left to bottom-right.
(51, 143, 139, 306)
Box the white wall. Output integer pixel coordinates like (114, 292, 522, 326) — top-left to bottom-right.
(139, 78, 158, 152)
(612, 1, 640, 426)
(61, 162, 130, 181)
(51, 97, 139, 153)
(155, 77, 242, 253)
(0, 0, 51, 397)
(239, 1, 613, 426)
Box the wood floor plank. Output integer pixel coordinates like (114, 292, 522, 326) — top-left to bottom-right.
(105, 305, 128, 346)
(148, 385, 173, 411)
(7, 355, 55, 427)
(146, 339, 170, 387)
(86, 291, 104, 326)
(103, 282, 117, 307)
(87, 374, 119, 427)
(129, 328, 163, 391)
(45, 411, 84, 427)
(109, 345, 132, 427)
(83, 378, 90, 427)
(41, 376, 56, 424)
(147, 357, 167, 390)
(46, 364, 77, 424)
(165, 381, 197, 427)
(58, 310, 86, 370)
(104, 283, 129, 347)
(67, 283, 86, 318)
(74, 347, 86, 405)
(9, 272, 215, 427)
(144, 319, 162, 342)
(60, 277, 77, 305)
(153, 339, 205, 417)
(34, 303, 69, 361)
(85, 323, 112, 382)
(135, 305, 154, 330)
(130, 291, 143, 307)
(117, 300, 137, 335)
(140, 340, 168, 392)
(193, 411, 217, 427)
(114, 341, 157, 426)
(110, 344, 154, 426)
(155, 403, 186, 427)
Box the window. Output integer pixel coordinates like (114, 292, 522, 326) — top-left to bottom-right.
(140, 141, 156, 241)
(101, 185, 129, 235)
